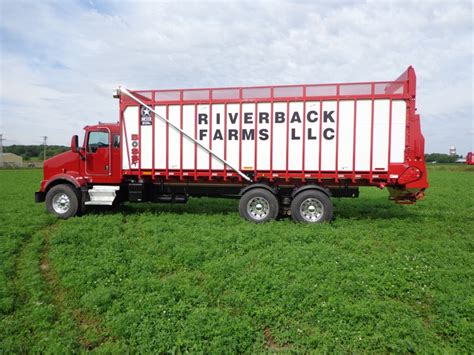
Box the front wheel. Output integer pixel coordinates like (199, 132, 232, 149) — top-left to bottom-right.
(290, 190, 333, 223)
(239, 188, 279, 223)
(45, 184, 80, 219)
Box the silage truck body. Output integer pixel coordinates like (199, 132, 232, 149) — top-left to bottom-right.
(35, 66, 428, 223)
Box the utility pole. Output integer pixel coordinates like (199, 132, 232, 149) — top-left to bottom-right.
(0, 134, 4, 168)
(42, 136, 47, 161)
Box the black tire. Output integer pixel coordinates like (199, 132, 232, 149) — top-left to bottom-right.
(45, 184, 80, 219)
(239, 188, 279, 223)
(290, 190, 333, 223)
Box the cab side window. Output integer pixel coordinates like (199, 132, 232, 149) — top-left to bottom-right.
(87, 131, 109, 153)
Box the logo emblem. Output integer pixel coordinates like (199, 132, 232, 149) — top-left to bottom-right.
(140, 106, 152, 126)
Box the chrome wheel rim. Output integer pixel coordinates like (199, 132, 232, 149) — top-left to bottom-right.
(52, 193, 71, 214)
(300, 198, 324, 222)
(247, 196, 270, 220)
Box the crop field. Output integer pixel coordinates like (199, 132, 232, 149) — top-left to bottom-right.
(0, 166, 473, 352)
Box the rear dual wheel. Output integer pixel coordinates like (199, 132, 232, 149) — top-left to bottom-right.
(239, 188, 279, 223)
(290, 190, 333, 223)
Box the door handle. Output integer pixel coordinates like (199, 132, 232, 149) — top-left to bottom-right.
(105, 165, 109, 170)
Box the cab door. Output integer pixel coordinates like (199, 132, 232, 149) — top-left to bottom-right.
(85, 129, 111, 176)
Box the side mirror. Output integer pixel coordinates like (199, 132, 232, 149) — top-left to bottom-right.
(71, 135, 79, 153)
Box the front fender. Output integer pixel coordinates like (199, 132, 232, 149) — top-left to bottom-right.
(40, 173, 88, 192)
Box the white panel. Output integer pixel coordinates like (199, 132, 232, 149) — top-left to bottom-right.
(210, 104, 225, 169)
(122, 106, 139, 170)
(126, 98, 403, 176)
(304, 101, 320, 171)
(182, 105, 195, 170)
(288, 101, 304, 171)
(241, 103, 256, 170)
(154, 105, 167, 169)
(355, 100, 372, 171)
(372, 100, 390, 170)
(196, 104, 210, 170)
(337, 100, 355, 171)
(256, 102, 271, 170)
(390, 100, 406, 163)
(168, 105, 181, 170)
(272, 102, 287, 171)
(140, 121, 153, 169)
(226, 104, 240, 170)
(321, 101, 337, 171)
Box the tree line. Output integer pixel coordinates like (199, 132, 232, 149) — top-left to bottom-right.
(4, 145, 69, 160)
(424, 153, 461, 163)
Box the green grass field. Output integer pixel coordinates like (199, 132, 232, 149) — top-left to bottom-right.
(1, 166, 473, 352)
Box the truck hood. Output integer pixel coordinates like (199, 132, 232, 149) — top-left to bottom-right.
(43, 151, 80, 180)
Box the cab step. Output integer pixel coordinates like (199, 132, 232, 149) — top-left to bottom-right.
(85, 185, 120, 205)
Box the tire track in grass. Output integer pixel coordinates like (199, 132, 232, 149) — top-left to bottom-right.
(8, 232, 42, 312)
(264, 327, 292, 351)
(1, 216, 56, 316)
(1, 222, 80, 352)
(39, 222, 119, 351)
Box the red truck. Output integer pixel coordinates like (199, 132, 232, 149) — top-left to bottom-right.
(466, 152, 474, 165)
(35, 66, 428, 223)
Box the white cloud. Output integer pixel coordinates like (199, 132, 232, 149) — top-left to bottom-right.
(0, 0, 472, 153)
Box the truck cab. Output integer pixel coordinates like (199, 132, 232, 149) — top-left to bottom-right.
(35, 123, 122, 218)
(80, 123, 122, 183)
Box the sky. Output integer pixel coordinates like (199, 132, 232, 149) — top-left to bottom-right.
(0, 0, 472, 154)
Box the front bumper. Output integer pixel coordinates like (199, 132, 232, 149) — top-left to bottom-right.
(35, 191, 45, 203)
